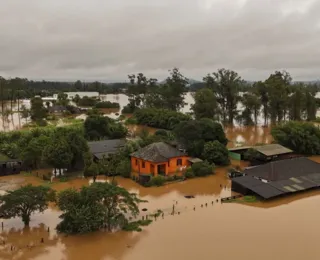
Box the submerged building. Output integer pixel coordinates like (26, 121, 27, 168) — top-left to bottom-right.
(131, 142, 191, 182)
(231, 157, 320, 200)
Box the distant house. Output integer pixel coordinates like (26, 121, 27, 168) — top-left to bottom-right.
(231, 157, 320, 200)
(0, 160, 22, 176)
(131, 142, 190, 180)
(48, 105, 67, 114)
(53, 92, 100, 100)
(88, 139, 126, 161)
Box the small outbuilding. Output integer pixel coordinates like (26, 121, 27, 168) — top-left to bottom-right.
(0, 160, 22, 176)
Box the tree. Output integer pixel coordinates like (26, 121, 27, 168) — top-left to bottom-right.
(255, 81, 269, 125)
(57, 93, 69, 106)
(0, 185, 55, 226)
(271, 121, 320, 155)
(20, 104, 30, 123)
(162, 68, 188, 111)
(238, 92, 261, 125)
(204, 69, 242, 125)
(173, 119, 228, 157)
(115, 159, 131, 178)
(84, 162, 100, 182)
(43, 139, 73, 174)
(20, 136, 50, 169)
(191, 88, 218, 120)
(202, 141, 230, 165)
(56, 182, 141, 234)
(30, 97, 47, 121)
(265, 71, 291, 124)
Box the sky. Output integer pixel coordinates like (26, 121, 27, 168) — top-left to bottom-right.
(1, 0, 320, 82)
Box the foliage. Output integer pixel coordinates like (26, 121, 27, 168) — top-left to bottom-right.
(125, 117, 138, 125)
(84, 162, 100, 179)
(56, 182, 142, 234)
(191, 88, 218, 120)
(0, 185, 55, 226)
(271, 121, 320, 155)
(202, 141, 230, 165)
(122, 104, 137, 114)
(134, 108, 191, 130)
(173, 119, 228, 157)
(57, 93, 69, 106)
(191, 161, 214, 177)
(76, 96, 98, 107)
(122, 219, 153, 232)
(116, 159, 132, 178)
(30, 97, 48, 121)
(184, 168, 195, 179)
(243, 148, 263, 161)
(84, 114, 127, 140)
(148, 176, 166, 187)
(95, 101, 120, 109)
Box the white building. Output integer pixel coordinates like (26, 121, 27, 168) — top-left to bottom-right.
(53, 92, 100, 100)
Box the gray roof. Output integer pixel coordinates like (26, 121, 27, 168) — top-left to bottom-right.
(188, 158, 203, 163)
(244, 157, 320, 181)
(88, 139, 126, 159)
(254, 144, 292, 156)
(131, 142, 186, 163)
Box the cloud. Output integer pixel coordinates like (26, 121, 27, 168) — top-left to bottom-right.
(0, 0, 320, 81)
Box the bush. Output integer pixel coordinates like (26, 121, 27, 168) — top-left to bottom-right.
(191, 161, 214, 177)
(134, 108, 191, 130)
(184, 168, 195, 179)
(122, 104, 136, 114)
(125, 117, 138, 125)
(122, 219, 152, 232)
(76, 96, 97, 107)
(116, 159, 131, 178)
(36, 119, 48, 127)
(148, 176, 166, 187)
(272, 121, 320, 155)
(202, 141, 230, 165)
(95, 101, 120, 109)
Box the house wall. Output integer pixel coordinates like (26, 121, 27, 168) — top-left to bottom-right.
(131, 156, 190, 176)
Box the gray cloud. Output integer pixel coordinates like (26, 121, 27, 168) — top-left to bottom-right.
(0, 0, 320, 81)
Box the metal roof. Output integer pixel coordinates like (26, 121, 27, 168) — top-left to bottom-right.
(188, 158, 203, 164)
(243, 157, 320, 181)
(254, 144, 293, 156)
(88, 139, 126, 159)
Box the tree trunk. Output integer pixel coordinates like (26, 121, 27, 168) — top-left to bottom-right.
(22, 214, 30, 226)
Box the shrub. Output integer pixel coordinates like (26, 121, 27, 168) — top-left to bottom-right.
(116, 159, 131, 178)
(122, 104, 136, 114)
(191, 161, 214, 177)
(202, 141, 230, 165)
(148, 176, 166, 187)
(122, 219, 153, 232)
(95, 101, 120, 109)
(36, 119, 48, 127)
(134, 108, 191, 130)
(125, 117, 138, 125)
(184, 168, 195, 179)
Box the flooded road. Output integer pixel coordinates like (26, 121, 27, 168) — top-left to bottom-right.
(1, 160, 320, 260)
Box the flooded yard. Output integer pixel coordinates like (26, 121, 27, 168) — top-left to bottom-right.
(1, 159, 320, 260)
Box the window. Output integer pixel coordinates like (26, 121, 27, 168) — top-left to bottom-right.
(142, 161, 146, 168)
(177, 159, 182, 166)
(135, 159, 138, 166)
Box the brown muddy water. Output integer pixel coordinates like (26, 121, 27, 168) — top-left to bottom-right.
(1, 156, 320, 260)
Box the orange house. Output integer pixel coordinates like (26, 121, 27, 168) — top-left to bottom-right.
(131, 142, 190, 178)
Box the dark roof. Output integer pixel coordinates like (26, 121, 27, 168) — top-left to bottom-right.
(88, 139, 126, 159)
(49, 105, 66, 112)
(244, 157, 320, 181)
(131, 142, 186, 163)
(254, 144, 292, 156)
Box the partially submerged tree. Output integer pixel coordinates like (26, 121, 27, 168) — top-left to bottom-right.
(56, 182, 142, 234)
(202, 141, 230, 165)
(0, 185, 55, 226)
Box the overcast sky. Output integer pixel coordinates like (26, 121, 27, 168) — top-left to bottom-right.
(1, 0, 320, 82)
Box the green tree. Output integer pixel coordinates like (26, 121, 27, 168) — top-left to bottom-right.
(191, 88, 218, 120)
(20, 104, 30, 123)
(115, 159, 131, 178)
(56, 182, 141, 234)
(238, 92, 261, 125)
(20, 136, 50, 168)
(57, 93, 69, 106)
(84, 162, 100, 182)
(30, 97, 47, 121)
(255, 81, 269, 125)
(43, 139, 73, 174)
(271, 121, 320, 155)
(162, 68, 188, 111)
(202, 141, 230, 165)
(173, 118, 228, 157)
(0, 185, 55, 226)
(204, 69, 242, 125)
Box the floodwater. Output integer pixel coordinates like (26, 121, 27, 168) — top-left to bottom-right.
(1, 161, 320, 260)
